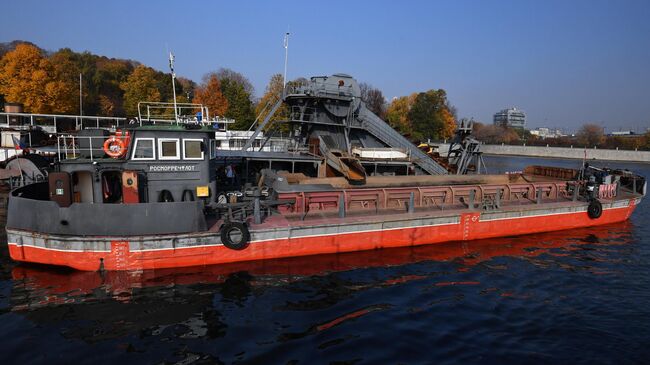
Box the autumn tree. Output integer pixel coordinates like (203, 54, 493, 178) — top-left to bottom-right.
(386, 93, 418, 134)
(359, 82, 387, 120)
(0, 44, 55, 113)
(193, 73, 228, 117)
(120, 65, 161, 116)
(577, 123, 605, 147)
(643, 131, 650, 150)
(255, 73, 286, 124)
(94, 58, 135, 116)
(473, 122, 520, 144)
(48, 49, 83, 114)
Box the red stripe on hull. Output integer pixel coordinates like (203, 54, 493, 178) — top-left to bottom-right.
(8, 204, 637, 271)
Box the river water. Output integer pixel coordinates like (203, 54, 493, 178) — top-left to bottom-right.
(0, 156, 649, 364)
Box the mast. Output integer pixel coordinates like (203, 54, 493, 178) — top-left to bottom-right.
(283, 32, 290, 93)
(169, 52, 179, 122)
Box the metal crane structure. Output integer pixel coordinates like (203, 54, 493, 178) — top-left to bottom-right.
(243, 74, 449, 178)
(446, 119, 487, 175)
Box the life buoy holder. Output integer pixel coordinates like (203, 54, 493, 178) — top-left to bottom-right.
(587, 199, 603, 219)
(103, 137, 126, 158)
(220, 222, 250, 250)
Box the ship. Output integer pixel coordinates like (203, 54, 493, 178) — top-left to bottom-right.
(4, 74, 647, 271)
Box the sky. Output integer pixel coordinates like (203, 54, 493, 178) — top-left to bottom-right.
(2, 0, 649, 132)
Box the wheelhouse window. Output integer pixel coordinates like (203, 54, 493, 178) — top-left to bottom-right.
(183, 139, 204, 160)
(132, 138, 155, 160)
(158, 138, 180, 160)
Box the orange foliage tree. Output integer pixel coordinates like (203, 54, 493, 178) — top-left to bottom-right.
(0, 44, 81, 114)
(193, 73, 228, 117)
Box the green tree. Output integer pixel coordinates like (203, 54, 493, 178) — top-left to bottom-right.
(408, 90, 443, 141)
(120, 65, 161, 116)
(221, 78, 255, 129)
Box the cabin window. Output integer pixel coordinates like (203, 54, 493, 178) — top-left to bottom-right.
(158, 138, 180, 160)
(132, 138, 155, 160)
(183, 139, 204, 160)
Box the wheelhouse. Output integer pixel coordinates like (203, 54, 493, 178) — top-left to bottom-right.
(53, 125, 219, 207)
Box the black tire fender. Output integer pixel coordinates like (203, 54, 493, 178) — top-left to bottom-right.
(587, 199, 603, 219)
(220, 222, 250, 250)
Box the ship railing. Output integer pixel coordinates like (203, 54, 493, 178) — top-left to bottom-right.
(136, 101, 235, 129)
(221, 137, 292, 153)
(0, 112, 128, 135)
(288, 82, 355, 99)
(56, 134, 124, 161)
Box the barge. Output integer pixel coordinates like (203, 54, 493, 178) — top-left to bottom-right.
(4, 74, 646, 271)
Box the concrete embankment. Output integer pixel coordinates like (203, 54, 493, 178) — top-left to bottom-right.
(438, 144, 650, 163)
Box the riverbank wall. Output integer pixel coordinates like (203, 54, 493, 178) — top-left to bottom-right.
(437, 144, 650, 163)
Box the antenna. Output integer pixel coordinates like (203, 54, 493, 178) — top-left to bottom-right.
(169, 51, 179, 122)
(283, 31, 290, 90)
(79, 73, 83, 116)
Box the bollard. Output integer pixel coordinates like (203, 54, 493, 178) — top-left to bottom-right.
(537, 188, 542, 204)
(573, 184, 579, 201)
(408, 192, 415, 213)
(338, 194, 345, 218)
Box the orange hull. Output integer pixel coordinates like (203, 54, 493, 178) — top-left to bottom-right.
(8, 201, 638, 272)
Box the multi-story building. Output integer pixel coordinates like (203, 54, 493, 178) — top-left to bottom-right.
(493, 107, 526, 129)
